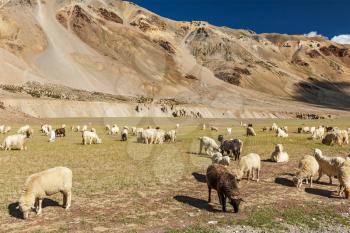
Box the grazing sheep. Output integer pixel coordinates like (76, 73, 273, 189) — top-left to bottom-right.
(154, 129, 165, 144)
(270, 144, 289, 163)
(1, 134, 27, 150)
(82, 131, 102, 145)
(55, 128, 66, 137)
(164, 130, 176, 142)
(246, 127, 256, 136)
(41, 124, 52, 136)
(135, 128, 144, 139)
(218, 136, 243, 160)
(199, 136, 220, 155)
(211, 126, 218, 132)
(109, 125, 119, 135)
(310, 127, 316, 134)
(337, 160, 350, 199)
(293, 155, 319, 188)
(105, 124, 111, 131)
(237, 153, 261, 182)
(322, 131, 348, 146)
(271, 123, 278, 132)
(276, 128, 288, 138)
(206, 164, 242, 213)
(141, 128, 158, 144)
(18, 167, 72, 219)
(131, 127, 136, 135)
(302, 126, 310, 133)
(227, 128, 232, 135)
(81, 125, 88, 132)
(75, 125, 80, 132)
(313, 148, 345, 184)
(18, 125, 33, 138)
(48, 130, 55, 142)
(210, 151, 231, 166)
(0, 125, 11, 134)
(121, 128, 128, 141)
(311, 126, 325, 140)
(322, 133, 337, 145)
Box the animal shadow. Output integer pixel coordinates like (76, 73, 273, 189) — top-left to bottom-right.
(305, 188, 339, 198)
(174, 195, 219, 212)
(192, 172, 206, 183)
(8, 199, 60, 219)
(275, 177, 295, 187)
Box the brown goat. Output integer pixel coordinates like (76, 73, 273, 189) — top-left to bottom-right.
(206, 164, 242, 212)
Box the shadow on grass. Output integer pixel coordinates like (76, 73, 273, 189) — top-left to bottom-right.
(192, 172, 206, 183)
(275, 177, 295, 187)
(173, 195, 219, 212)
(304, 188, 340, 198)
(8, 199, 60, 219)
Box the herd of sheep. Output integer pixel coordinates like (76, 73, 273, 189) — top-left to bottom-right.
(0, 121, 350, 218)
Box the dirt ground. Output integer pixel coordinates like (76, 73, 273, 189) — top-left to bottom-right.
(0, 117, 350, 233)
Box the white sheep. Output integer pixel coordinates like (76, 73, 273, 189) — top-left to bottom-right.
(18, 167, 72, 219)
(276, 128, 288, 138)
(141, 128, 158, 144)
(81, 125, 88, 132)
(302, 126, 310, 133)
(293, 155, 319, 188)
(0, 125, 11, 134)
(105, 124, 111, 131)
(202, 124, 206, 130)
(176, 124, 180, 129)
(82, 131, 102, 145)
(270, 144, 289, 163)
(165, 130, 176, 142)
(131, 127, 136, 135)
(121, 128, 128, 141)
(41, 124, 52, 135)
(271, 123, 278, 132)
(198, 136, 220, 155)
(75, 125, 80, 132)
(227, 128, 232, 135)
(310, 127, 316, 134)
(135, 128, 144, 140)
(237, 153, 261, 182)
(154, 129, 165, 144)
(211, 126, 218, 132)
(17, 125, 30, 134)
(210, 151, 230, 166)
(313, 148, 345, 184)
(337, 160, 350, 199)
(311, 126, 325, 140)
(48, 130, 56, 142)
(1, 134, 27, 151)
(109, 125, 119, 135)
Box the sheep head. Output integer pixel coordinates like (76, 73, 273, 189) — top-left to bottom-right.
(275, 144, 283, 152)
(313, 148, 322, 158)
(230, 197, 244, 213)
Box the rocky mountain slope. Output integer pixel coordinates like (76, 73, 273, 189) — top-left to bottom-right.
(0, 0, 349, 118)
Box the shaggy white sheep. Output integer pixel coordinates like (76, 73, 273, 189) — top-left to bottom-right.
(41, 124, 52, 136)
(0, 125, 11, 134)
(227, 128, 232, 135)
(270, 144, 289, 163)
(271, 123, 278, 132)
(165, 130, 176, 142)
(82, 131, 102, 145)
(313, 149, 345, 184)
(48, 130, 56, 142)
(311, 126, 325, 140)
(198, 136, 220, 155)
(1, 134, 27, 151)
(302, 127, 310, 133)
(211, 126, 218, 132)
(337, 160, 350, 199)
(293, 155, 319, 188)
(310, 127, 316, 134)
(210, 151, 230, 166)
(109, 125, 119, 135)
(276, 128, 288, 138)
(18, 167, 72, 219)
(141, 128, 158, 144)
(237, 153, 261, 182)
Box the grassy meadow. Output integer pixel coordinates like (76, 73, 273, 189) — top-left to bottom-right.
(0, 117, 349, 232)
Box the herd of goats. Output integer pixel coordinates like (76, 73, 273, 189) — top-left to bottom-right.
(0, 121, 349, 218)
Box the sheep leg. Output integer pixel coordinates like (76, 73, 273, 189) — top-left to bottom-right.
(220, 193, 227, 212)
(256, 169, 260, 182)
(208, 186, 211, 203)
(37, 199, 43, 215)
(246, 170, 250, 181)
(64, 191, 72, 209)
(316, 171, 323, 182)
(310, 176, 313, 188)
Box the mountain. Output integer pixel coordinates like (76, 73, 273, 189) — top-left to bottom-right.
(0, 0, 350, 118)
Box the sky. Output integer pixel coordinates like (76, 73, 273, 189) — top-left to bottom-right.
(130, 0, 350, 44)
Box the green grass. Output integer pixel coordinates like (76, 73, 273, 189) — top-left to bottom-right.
(0, 117, 349, 232)
(166, 225, 218, 233)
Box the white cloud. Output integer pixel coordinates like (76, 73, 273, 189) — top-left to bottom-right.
(331, 35, 350, 45)
(304, 31, 323, 38)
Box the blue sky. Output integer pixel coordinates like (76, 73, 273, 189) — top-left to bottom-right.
(130, 0, 350, 40)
